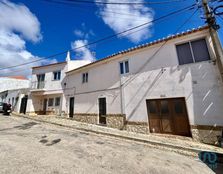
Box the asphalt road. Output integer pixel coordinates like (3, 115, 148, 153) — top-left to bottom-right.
(0, 114, 214, 174)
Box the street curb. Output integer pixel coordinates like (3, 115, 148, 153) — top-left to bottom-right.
(12, 113, 222, 157)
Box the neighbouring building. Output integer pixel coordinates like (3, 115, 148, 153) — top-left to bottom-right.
(26, 52, 91, 116)
(0, 88, 29, 113)
(63, 26, 223, 145)
(0, 76, 29, 93)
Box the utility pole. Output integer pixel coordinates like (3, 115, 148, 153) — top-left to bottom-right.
(202, 0, 223, 80)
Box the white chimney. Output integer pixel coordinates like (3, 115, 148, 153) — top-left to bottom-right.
(66, 51, 71, 62)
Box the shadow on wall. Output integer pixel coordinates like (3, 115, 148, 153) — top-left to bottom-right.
(124, 69, 165, 124)
(189, 62, 223, 143)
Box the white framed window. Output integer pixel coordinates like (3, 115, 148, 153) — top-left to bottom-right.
(48, 98, 54, 107)
(55, 97, 61, 106)
(82, 72, 88, 83)
(53, 71, 61, 81)
(119, 60, 129, 74)
(176, 38, 210, 65)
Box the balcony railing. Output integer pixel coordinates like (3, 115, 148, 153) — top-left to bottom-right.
(31, 81, 46, 90)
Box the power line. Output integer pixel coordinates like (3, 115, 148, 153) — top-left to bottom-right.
(53, 0, 186, 5)
(14, 8, 199, 95)
(122, 8, 199, 87)
(0, 3, 196, 72)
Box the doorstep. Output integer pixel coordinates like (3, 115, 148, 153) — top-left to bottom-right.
(12, 112, 223, 157)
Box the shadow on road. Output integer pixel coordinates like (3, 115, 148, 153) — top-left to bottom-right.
(39, 136, 61, 146)
(13, 122, 39, 130)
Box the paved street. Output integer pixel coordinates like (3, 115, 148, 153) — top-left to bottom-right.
(0, 114, 214, 174)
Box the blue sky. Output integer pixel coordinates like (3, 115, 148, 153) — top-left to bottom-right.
(0, 0, 223, 76)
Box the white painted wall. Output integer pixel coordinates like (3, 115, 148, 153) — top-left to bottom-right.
(0, 77, 29, 93)
(66, 29, 223, 126)
(28, 59, 91, 114)
(0, 88, 29, 113)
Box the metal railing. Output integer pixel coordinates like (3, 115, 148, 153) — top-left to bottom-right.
(31, 81, 46, 89)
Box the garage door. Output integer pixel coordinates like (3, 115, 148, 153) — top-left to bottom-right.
(146, 98, 191, 137)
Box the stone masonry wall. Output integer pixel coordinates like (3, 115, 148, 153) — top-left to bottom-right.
(106, 114, 126, 130)
(125, 121, 149, 134)
(191, 125, 223, 145)
(73, 113, 98, 124)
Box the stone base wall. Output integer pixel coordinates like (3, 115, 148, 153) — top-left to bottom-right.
(125, 121, 149, 134)
(191, 125, 223, 145)
(106, 114, 126, 130)
(73, 113, 98, 124)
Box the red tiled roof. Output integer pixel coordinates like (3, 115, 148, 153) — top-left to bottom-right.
(5, 76, 27, 80)
(66, 25, 209, 74)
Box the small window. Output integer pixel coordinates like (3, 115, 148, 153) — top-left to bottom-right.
(12, 97, 14, 106)
(55, 97, 61, 106)
(176, 38, 210, 65)
(53, 71, 61, 81)
(148, 101, 157, 114)
(37, 74, 45, 81)
(48, 98, 54, 107)
(82, 72, 88, 83)
(119, 60, 129, 74)
(174, 100, 184, 114)
(160, 101, 169, 114)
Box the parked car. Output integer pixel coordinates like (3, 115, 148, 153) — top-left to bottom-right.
(3, 103, 11, 115)
(0, 102, 3, 112)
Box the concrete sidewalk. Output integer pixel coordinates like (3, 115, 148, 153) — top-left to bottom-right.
(12, 113, 223, 157)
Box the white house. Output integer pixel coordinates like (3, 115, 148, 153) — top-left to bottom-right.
(26, 52, 91, 116)
(63, 26, 223, 144)
(0, 76, 29, 93)
(0, 88, 29, 113)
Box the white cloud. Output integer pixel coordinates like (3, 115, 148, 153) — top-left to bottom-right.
(96, 0, 154, 43)
(71, 40, 95, 62)
(0, 0, 42, 42)
(74, 29, 85, 38)
(73, 23, 95, 39)
(0, 0, 56, 77)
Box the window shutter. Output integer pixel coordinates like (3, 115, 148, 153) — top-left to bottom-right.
(176, 43, 194, 65)
(191, 39, 210, 62)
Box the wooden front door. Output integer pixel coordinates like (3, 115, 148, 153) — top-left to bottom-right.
(99, 97, 106, 125)
(43, 99, 47, 115)
(19, 95, 28, 114)
(69, 97, 74, 118)
(146, 98, 191, 137)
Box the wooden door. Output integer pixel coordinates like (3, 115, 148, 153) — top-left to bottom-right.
(43, 99, 47, 115)
(99, 98, 106, 125)
(159, 100, 174, 134)
(19, 96, 28, 114)
(147, 98, 191, 137)
(172, 98, 191, 136)
(69, 97, 74, 118)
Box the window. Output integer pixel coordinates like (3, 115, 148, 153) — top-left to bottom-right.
(119, 60, 129, 74)
(12, 97, 14, 106)
(176, 38, 210, 65)
(53, 71, 61, 80)
(48, 98, 54, 107)
(147, 101, 157, 114)
(55, 97, 61, 106)
(82, 72, 88, 83)
(37, 74, 45, 82)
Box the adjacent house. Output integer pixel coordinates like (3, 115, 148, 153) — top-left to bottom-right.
(0, 88, 29, 113)
(0, 76, 29, 93)
(26, 52, 91, 116)
(63, 26, 223, 144)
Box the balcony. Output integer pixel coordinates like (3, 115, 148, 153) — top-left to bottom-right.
(30, 81, 46, 93)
